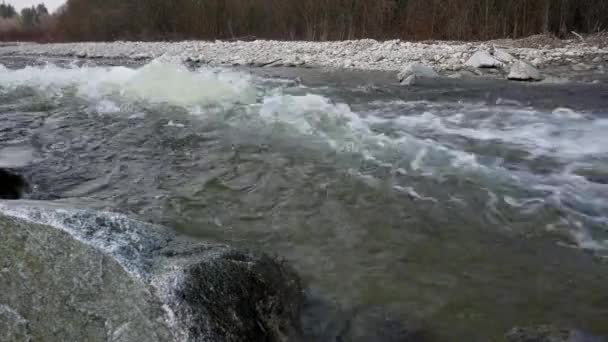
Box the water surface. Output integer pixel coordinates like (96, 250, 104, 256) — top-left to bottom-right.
(1, 59, 607, 340)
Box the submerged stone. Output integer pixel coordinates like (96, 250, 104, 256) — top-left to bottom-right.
(506, 326, 606, 342)
(0, 204, 302, 342)
(300, 290, 430, 342)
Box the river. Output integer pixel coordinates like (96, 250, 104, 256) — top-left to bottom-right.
(1, 58, 607, 341)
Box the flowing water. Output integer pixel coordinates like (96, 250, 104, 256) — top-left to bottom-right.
(1, 59, 607, 341)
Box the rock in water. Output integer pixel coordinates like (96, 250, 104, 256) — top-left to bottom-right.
(0, 169, 28, 200)
(508, 61, 543, 81)
(300, 290, 431, 342)
(465, 51, 503, 68)
(338, 307, 431, 342)
(401, 75, 418, 86)
(506, 326, 606, 342)
(0, 204, 302, 342)
(397, 63, 438, 84)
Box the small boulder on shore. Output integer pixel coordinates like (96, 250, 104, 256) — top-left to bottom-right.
(507, 61, 543, 81)
(465, 51, 503, 68)
(397, 63, 438, 85)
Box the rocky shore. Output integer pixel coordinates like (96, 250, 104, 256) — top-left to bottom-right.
(1, 34, 607, 82)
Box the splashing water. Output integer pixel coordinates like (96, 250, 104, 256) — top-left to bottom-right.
(0, 60, 257, 107)
(1, 59, 606, 252)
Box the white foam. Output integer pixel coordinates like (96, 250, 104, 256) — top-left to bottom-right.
(0, 203, 169, 279)
(368, 101, 608, 159)
(0, 60, 257, 108)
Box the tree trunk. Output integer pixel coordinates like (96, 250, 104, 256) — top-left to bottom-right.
(542, 0, 550, 33)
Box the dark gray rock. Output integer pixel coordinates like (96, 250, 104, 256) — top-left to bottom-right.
(506, 326, 606, 342)
(0, 168, 28, 199)
(0, 202, 302, 342)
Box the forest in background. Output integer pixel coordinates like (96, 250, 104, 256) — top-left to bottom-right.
(2, 0, 608, 42)
(0, 2, 54, 41)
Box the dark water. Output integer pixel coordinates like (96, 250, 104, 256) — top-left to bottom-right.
(1, 58, 607, 341)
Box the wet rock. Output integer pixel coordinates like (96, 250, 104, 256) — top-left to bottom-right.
(465, 51, 503, 68)
(0, 169, 28, 200)
(397, 63, 438, 84)
(0, 204, 302, 342)
(300, 290, 347, 341)
(401, 74, 418, 86)
(0, 305, 30, 342)
(508, 61, 543, 81)
(506, 326, 606, 342)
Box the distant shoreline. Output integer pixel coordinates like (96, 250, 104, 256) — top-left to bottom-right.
(1, 35, 606, 82)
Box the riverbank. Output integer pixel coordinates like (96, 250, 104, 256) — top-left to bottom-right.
(1, 34, 607, 82)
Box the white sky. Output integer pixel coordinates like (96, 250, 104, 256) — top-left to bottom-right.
(5, 0, 65, 13)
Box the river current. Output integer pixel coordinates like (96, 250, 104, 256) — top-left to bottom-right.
(1, 59, 607, 340)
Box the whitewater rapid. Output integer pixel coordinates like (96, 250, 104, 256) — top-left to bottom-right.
(0, 59, 606, 253)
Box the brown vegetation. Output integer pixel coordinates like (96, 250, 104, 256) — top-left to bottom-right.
(5, 0, 608, 42)
(0, 3, 59, 42)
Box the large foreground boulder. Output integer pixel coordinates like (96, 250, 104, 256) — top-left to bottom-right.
(0, 203, 302, 342)
(508, 61, 543, 81)
(506, 326, 606, 342)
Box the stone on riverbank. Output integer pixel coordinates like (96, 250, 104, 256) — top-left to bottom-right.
(0, 203, 302, 342)
(2, 36, 608, 77)
(465, 51, 503, 68)
(508, 61, 543, 81)
(493, 49, 516, 63)
(397, 63, 439, 85)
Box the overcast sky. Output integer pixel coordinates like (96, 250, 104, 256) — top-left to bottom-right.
(6, 0, 65, 13)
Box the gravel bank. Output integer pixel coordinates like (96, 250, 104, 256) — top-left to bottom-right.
(1, 37, 607, 76)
